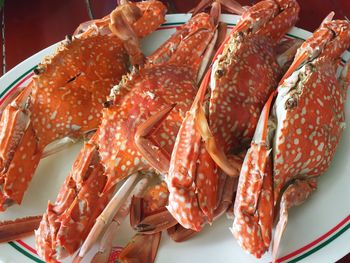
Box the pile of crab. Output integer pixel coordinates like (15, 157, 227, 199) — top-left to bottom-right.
(0, 0, 349, 262)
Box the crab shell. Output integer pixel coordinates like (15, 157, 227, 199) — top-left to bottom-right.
(30, 0, 167, 148)
(272, 56, 347, 202)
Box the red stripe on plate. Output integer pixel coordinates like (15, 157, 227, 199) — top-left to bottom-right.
(277, 215, 350, 262)
(0, 73, 33, 105)
(16, 240, 38, 255)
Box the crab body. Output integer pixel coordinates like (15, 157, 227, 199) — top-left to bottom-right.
(272, 58, 346, 199)
(232, 17, 350, 259)
(98, 64, 200, 188)
(210, 34, 281, 152)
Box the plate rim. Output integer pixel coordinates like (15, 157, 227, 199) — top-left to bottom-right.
(0, 13, 349, 263)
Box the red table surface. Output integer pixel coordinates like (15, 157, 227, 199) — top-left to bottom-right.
(2, 0, 350, 262)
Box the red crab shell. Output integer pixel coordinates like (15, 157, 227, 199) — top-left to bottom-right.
(35, 11, 218, 262)
(272, 58, 347, 200)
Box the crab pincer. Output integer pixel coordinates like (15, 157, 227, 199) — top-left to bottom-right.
(232, 15, 350, 260)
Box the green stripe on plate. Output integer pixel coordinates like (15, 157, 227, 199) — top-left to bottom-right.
(288, 222, 350, 263)
(8, 242, 44, 263)
(0, 65, 37, 98)
(286, 33, 304, 41)
(162, 22, 185, 26)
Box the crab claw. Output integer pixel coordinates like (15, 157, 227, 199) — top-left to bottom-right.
(280, 14, 350, 84)
(78, 173, 139, 259)
(231, 94, 275, 258)
(109, 1, 144, 65)
(0, 87, 42, 210)
(83, 177, 149, 263)
(118, 233, 162, 263)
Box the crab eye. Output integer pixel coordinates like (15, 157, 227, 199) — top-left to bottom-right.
(285, 96, 298, 109)
(215, 68, 225, 78)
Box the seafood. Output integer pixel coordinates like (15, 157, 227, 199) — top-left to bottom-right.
(0, 0, 166, 211)
(2, 1, 349, 262)
(232, 14, 350, 259)
(166, 0, 301, 231)
(120, 172, 237, 260)
(34, 7, 221, 262)
(118, 180, 173, 263)
(79, 173, 172, 263)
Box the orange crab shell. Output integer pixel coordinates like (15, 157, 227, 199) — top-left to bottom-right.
(31, 0, 167, 148)
(272, 57, 347, 202)
(143, 181, 169, 216)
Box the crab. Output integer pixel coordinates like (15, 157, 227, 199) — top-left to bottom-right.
(165, 0, 301, 232)
(0, 0, 167, 211)
(232, 13, 350, 260)
(33, 5, 225, 261)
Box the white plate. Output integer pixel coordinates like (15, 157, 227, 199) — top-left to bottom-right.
(0, 14, 350, 263)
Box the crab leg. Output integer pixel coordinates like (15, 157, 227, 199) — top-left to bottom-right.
(118, 232, 162, 263)
(191, 0, 246, 17)
(78, 173, 138, 259)
(0, 86, 25, 118)
(83, 177, 149, 263)
(134, 104, 177, 174)
(339, 59, 350, 93)
(110, 181, 171, 263)
(231, 94, 275, 258)
(0, 88, 41, 209)
(272, 178, 317, 261)
(0, 216, 41, 243)
(35, 134, 112, 261)
(91, 180, 174, 263)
